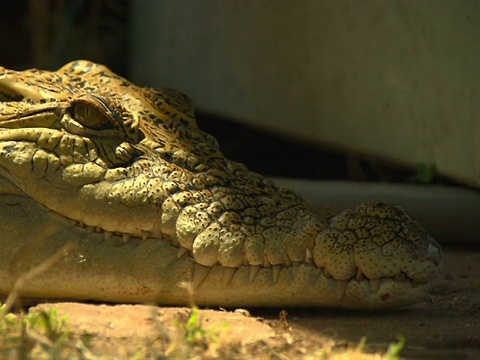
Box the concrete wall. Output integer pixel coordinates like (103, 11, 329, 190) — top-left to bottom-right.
(130, 0, 480, 187)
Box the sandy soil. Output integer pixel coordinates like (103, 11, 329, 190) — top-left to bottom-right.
(30, 247, 480, 359)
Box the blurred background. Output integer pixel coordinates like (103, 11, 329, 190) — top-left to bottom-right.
(131, 1, 479, 188)
(3, 0, 479, 184)
(1, 0, 129, 74)
(1, 0, 479, 241)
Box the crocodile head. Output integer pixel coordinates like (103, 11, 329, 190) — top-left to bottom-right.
(0, 60, 226, 239)
(0, 61, 443, 309)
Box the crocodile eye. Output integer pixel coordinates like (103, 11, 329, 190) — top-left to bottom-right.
(73, 103, 113, 130)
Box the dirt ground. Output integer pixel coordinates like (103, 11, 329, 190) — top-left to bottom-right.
(30, 246, 480, 359)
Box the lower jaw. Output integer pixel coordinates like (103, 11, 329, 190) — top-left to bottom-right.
(0, 192, 428, 309)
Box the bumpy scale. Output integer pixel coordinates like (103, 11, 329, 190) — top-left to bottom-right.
(0, 61, 443, 309)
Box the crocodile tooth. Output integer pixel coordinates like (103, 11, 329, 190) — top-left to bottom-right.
(177, 246, 189, 258)
(249, 265, 260, 283)
(192, 264, 211, 289)
(323, 267, 333, 278)
(272, 265, 281, 283)
(141, 230, 150, 240)
(355, 268, 364, 281)
(122, 233, 131, 243)
(103, 231, 113, 240)
(69, 219, 77, 227)
(370, 279, 380, 293)
(292, 261, 300, 277)
(86, 226, 94, 233)
(222, 267, 236, 288)
(284, 255, 292, 267)
(242, 255, 249, 266)
(95, 227, 102, 233)
(262, 257, 271, 268)
(336, 280, 349, 300)
(305, 248, 313, 262)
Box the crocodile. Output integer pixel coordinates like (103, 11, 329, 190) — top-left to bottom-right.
(0, 60, 442, 309)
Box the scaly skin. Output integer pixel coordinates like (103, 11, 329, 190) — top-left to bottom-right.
(0, 61, 442, 309)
